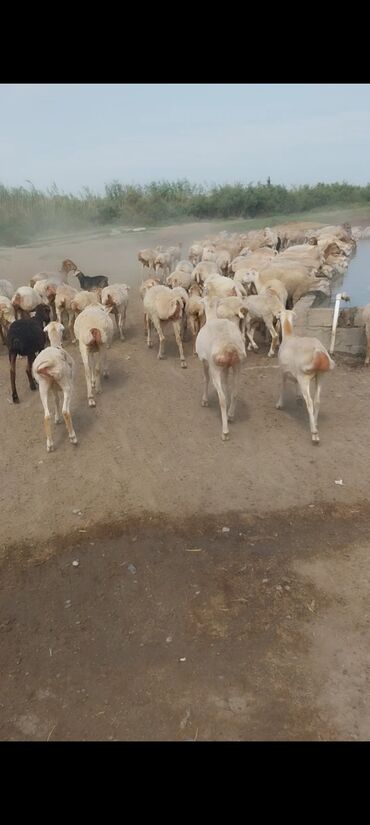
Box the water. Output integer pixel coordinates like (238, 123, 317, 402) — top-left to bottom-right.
(328, 240, 370, 308)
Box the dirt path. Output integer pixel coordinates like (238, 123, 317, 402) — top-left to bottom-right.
(1, 506, 370, 741)
(1, 223, 370, 740)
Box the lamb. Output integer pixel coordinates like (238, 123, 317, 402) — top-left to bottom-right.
(196, 299, 246, 441)
(276, 309, 335, 444)
(170, 286, 189, 341)
(101, 284, 130, 341)
(362, 303, 370, 366)
(143, 284, 187, 368)
(70, 290, 100, 316)
(48, 284, 78, 343)
(12, 286, 48, 319)
(188, 243, 203, 266)
(175, 260, 194, 275)
(193, 260, 220, 285)
(249, 272, 288, 306)
(139, 277, 161, 301)
(186, 283, 205, 355)
(32, 321, 78, 452)
(243, 286, 286, 357)
(6, 304, 50, 403)
(216, 250, 232, 276)
(154, 251, 172, 280)
(139, 277, 161, 337)
(215, 296, 248, 332)
(168, 244, 182, 269)
(0, 279, 15, 300)
(166, 269, 194, 290)
(33, 278, 60, 319)
(203, 274, 245, 300)
(202, 245, 217, 263)
(74, 270, 109, 292)
(74, 305, 114, 407)
(138, 248, 159, 272)
(29, 259, 78, 288)
(0, 296, 15, 344)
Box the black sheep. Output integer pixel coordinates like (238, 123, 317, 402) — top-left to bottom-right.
(6, 305, 50, 403)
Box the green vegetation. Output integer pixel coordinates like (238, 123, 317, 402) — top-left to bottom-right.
(1, 180, 370, 246)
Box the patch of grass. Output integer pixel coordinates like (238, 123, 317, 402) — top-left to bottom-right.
(1, 180, 370, 246)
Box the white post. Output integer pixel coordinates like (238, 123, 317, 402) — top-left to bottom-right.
(330, 292, 350, 354)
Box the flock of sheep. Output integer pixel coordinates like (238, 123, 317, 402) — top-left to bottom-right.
(0, 221, 367, 450)
(137, 223, 359, 443)
(0, 262, 129, 452)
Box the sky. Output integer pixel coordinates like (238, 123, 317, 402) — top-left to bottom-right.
(0, 84, 369, 194)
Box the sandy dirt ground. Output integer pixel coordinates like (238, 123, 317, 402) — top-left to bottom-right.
(1, 221, 370, 740)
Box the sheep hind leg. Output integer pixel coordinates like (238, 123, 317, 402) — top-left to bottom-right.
(276, 373, 288, 409)
(152, 317, 165, 359)
(52, 384, 63, 423)
(201, 360, 210, 407)
(173, 320, 187, 368)
(313, 374, 323, 433)
(26, 353, 37, 391)
(298, 375, 319, 444)
(212, 370, 230, 441)
(246, 321, 258, 352)
(80, 346, 95, 407)
(146, 316, 153, 348)
(266, 319, 279, 358)
(69, 312, 76, 344)
(102, 344, 109, 379)
(62, 387, 78, 445)
(118, 309, 125, 341)
(94, 351, 102, 394)
(39, 381, 54, 452)
(9, 352, 19, 403)
(228, 364, 240, 421)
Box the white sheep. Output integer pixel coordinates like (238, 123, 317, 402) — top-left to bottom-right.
(186, 283, 205, 355)
(139, 277, 161, 337)
(29, 258, 78, 288)
(193, 260, 220, 285)
(0, 279, 15, 300)
(32, 321, 78, 452)
(188, 243, 203, 265)
(276, 309, 335, 444)
(175, 260, 194, 275)
(143, 284, 187, 368)
(215, 296, 248, 333)
(70, 290, 100, 316)
(101, 283, 130, 341)
(203, 274, 245, 300)
(138, 248, 158, 272)
(243, 285, 286, 357)
(12, 286, 48, 318)
(74, 305, 114, 406)
(50, 284, 78, 343)
(196, 299, 246, 441)
(0, 296, 15, 343)
(166, 269, 195, 290)
(154, 251, 172, 280)
(168, 244, 182, 269)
